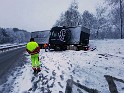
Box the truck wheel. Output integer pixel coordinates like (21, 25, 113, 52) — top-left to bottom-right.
(55, 46, 61, 51)
(76, 46, 79, 51)
(62, 46, 67, 51)
(84, 46, 88, 51)
(74, 46, 78, 51)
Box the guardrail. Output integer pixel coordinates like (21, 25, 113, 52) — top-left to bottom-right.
(0, 44, 26, 52)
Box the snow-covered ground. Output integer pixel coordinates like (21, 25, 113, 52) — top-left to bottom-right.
(1, 39, 124, 93)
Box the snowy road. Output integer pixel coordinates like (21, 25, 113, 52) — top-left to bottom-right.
(0, 39, 124, 93)
(0, 47, 25, 85)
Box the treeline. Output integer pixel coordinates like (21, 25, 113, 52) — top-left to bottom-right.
(54, 0, 124, 39)
(0, 28, 31, 44)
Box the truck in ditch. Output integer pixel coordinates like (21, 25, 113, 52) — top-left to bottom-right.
(49, 26, 90, 51)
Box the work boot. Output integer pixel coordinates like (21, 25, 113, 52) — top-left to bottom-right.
(32, 67, 37, 74)
(37, 67, 41, 73)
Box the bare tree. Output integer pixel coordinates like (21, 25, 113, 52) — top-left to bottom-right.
(82, 11, 96, 29)
(120, 0, 123, 38)
(95, 5, 108, 39)
(106, 0, 123, 38)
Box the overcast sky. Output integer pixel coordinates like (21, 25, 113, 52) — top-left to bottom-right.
(0, 0, 104, 32)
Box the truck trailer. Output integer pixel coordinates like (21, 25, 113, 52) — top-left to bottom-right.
(31, 30, 50, 48)
(49, 26, 90, 51)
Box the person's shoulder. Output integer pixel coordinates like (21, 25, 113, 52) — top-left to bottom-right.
(34, 42, 39, 46)
(34, 42, 38, 44)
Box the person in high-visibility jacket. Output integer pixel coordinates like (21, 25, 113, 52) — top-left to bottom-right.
(26, 38, 41, 73)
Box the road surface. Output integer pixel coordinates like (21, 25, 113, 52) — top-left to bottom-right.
(0, 47, 26, 85)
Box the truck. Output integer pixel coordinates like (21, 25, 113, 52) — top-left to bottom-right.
(31, 25, 90, 51)
(49, 26, 71, 51)
(49, 25, 90, 51)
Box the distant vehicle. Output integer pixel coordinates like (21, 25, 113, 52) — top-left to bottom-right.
(31, 30, 50, 48)
(31, 25, 90, 51)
